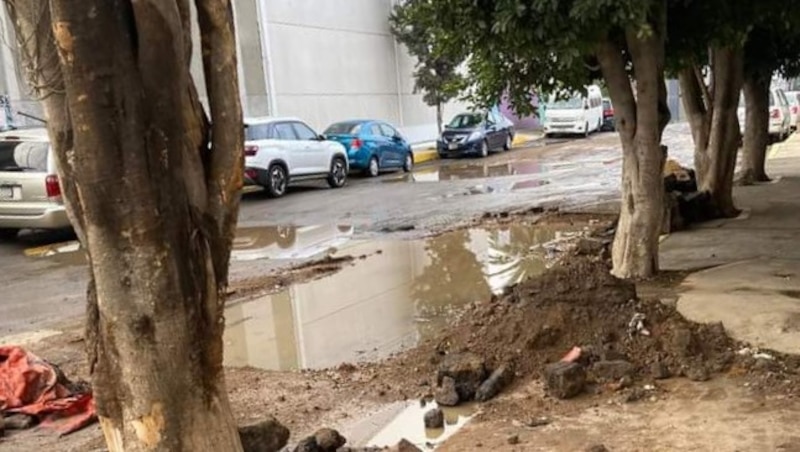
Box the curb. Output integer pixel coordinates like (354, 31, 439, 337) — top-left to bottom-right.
(412, 132, 542, 165)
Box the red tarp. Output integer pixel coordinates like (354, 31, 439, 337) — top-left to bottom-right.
(0, 346, 96, 435)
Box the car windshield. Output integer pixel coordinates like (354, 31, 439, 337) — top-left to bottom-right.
(0, 140, 48, 173)
(547, 96, 583, 110)
(324, 122, 362, 135)
(448, 114, 483, 129)
(603, 100, 612, 110)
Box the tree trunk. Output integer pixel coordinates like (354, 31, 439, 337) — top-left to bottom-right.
(679, 47, 744, 218)
(43, 0, 245, 450)
(596, 2, 669, 279)
(739, 73, 770, 184)
(436, 102, 443, 134)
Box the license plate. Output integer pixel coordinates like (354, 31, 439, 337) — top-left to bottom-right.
(0, 186, 18, 201)
(448, 143, 458, 150)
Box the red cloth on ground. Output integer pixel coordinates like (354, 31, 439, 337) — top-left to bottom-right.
(0, 345, 96, 435)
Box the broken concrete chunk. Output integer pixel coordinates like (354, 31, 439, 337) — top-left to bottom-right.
(590, 360, 635, 382)
(435, 376, 460, 406)
(544, 362, 586, 399)
(239, 416, 290, 452)
(436, 352, 488, 401)
(475, 363, 515, 402)
(650, 361, 671, 380)
(387, 438, 423, 452)
(423, 408, 444, 429)
(314, 428, 346, 451)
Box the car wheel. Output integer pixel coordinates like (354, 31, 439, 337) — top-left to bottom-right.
(0, 228, 19, 241)
(402, 153, 414, 172)
(366, 156, 380, 177)
(503, 133, 512, 151)
(327, 157, 347, 188)
(265, 164, 288, 198)
(480, 140, 489, 158)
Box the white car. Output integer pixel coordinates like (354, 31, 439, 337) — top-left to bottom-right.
(785, 90, 800, 130)
(737, 87, 792, 141)
(244, 117, 349, 198)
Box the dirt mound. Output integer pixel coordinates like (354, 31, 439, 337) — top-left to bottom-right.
(377, 256, 800, 400)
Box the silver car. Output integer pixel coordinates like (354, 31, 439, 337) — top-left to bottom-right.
(0, 128, 70, 239)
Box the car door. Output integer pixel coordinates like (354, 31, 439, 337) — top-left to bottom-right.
(366, 123, 392, 167)
(485, 111, 503, 148)
(290, 121, 328, 174)
(271, 122, 308, 175)
(379, 123, 405, 166)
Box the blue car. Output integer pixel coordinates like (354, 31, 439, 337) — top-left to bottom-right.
(324, 120, 414, 177)
(438, 111, 515, 159)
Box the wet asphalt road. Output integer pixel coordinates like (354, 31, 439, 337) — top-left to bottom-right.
(0, 124, 695, 338)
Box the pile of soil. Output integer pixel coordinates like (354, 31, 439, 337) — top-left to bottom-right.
(374, 254, 800, 400)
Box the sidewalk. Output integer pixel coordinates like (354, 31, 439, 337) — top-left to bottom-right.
(412, 130, 543, 164)
(660, 133, 800, 354)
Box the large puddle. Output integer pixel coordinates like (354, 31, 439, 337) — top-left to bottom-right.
(223, 223, 588, 370)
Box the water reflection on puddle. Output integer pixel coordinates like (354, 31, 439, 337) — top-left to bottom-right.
(223, 224, 587, 370)
(384, 160, 543, 183)
(343, 401, 475, 450)
(232, 224, 354, 261)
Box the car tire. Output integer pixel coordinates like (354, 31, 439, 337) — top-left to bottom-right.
(480, 140, 489, 158)
(402, 153, 414, 172)
(327, 156, 347, 188)
(0, 228, 19, 241)
(265, 164, 288, 198)
(366, 156, 380, 177)
(503, 133, 512, 151)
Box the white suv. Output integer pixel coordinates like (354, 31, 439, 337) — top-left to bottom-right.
(244, 117, 349, 198)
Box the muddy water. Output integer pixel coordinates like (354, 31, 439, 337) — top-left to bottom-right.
(384, 160, 545, 183)
(223, 224, 588, 370)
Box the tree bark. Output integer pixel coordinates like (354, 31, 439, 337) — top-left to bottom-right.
(39, 0, 245, 450)
(436, 102, 443, 134)
(739, 72, 770, 184)
(679, 47, 745, 218)
(596, 3, 669, 279)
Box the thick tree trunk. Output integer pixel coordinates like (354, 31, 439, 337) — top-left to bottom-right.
(597, 3, 668, 279)
(679, 47, 744, 218)
(43, 0, 245, 450)
(739, 73, 770, 184)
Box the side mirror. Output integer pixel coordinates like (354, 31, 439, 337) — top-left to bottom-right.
(318, 134, 326, 141)
(392, 135, 403, 142)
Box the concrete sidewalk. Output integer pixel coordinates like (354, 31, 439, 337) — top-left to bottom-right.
(660, 133, 800, 354)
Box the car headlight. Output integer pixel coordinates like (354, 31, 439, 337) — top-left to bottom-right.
(468, 131, 482, 141)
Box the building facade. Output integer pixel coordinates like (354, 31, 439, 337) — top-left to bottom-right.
(0, 0, 467, 143)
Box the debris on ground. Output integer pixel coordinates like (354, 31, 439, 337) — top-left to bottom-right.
(475, 363, 515, 402)
(238, 416, 290, 452)
(387, 438, 422, 452)
(544, 362, 586, 399)
(0, 346, 95, 435)
(507, 434, 520, 445)
(423, 407, 444, 429)
(434, 376, 460, 406)
(586, 444, 610, 452)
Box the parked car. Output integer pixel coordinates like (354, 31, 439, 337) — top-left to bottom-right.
(737, 87, 792, 142)
(543, 85, 604, 138)
(438, 110, 515, 159)
(323, 120, 413, 177)
(243, 117, 349, 198)
(0, 128, 70, 240)
(601, 98, 615, 131)
(786, 90, 800, 130)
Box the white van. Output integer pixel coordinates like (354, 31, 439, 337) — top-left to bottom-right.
(543, 85, 604, 138)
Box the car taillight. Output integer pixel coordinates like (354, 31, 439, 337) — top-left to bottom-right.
(244, 145, 258, 156)
(45, 174, 61, 200)
(244, 168, 258, 181)
(771, 108, 780, 119)
(351, 138, 362, 151)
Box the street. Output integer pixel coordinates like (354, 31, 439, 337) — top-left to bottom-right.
(0, 124, 694, 340)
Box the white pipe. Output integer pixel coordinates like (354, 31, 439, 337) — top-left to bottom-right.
(256, 0, 279, 116)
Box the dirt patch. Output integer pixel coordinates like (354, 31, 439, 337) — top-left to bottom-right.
(227, 255, 356, 300)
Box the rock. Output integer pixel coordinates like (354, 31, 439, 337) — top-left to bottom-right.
(2, 414, 35, 430)
(436, 353, 488, 401)
(293, 437, 320, 452)
(685, 364, 710, 382)
(586, 445, 609, 452)
(544, 362, 586, 399)
(590, 360, 635, 382)
(435, 376, 460, 406)
(507, 434, 520, 445)
(314, 428, 346, 451)
(239, 416, 290, 452)
(386, 438, 422, 452)
(526, 416, 552, 427)
(622, 388, 647, 403)
(423, 408, 444, 429)
(671, 328, 696, 357)
(650, 361, 671, 380)
(475, 363, 515, 402)
(574, 238, 608, 257)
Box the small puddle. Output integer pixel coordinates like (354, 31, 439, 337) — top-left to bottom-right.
(385, 160, 544, 183)
(223, 224, 589, 370)
(343, 401, 475, 450)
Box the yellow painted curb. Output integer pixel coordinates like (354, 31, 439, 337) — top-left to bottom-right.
(512, 133, 539, 146)
(24, 240, 80, 258)
(413, 149, 439, 164)
(768, 143, 783, 160)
